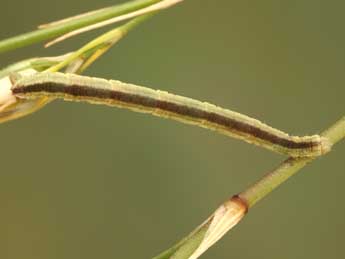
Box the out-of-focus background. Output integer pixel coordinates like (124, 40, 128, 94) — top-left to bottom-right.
(1, 1, 344, 258)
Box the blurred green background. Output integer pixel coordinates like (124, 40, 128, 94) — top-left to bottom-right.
(1, 0, 344, 258)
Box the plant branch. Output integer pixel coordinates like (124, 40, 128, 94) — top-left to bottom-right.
(153, 116, 345, 259)
(45, 0, 184, 47)
(46, 13, 153, 72)
(0, 0, 161, 54)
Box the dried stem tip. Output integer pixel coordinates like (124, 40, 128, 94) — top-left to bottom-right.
(188, 195, 248, 259)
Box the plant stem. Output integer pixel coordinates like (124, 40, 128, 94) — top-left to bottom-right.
(238, 157, 310, 208)
(321, 116, 345, 145)
(46, 13, 154, 72)
(239, 116, 345, 208)
(0, 0, 160, 54)
(153, 116, 345, 259)
(153, 224, 209, 259)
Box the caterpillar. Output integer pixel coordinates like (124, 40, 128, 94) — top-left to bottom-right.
(11, 72, 330, 157)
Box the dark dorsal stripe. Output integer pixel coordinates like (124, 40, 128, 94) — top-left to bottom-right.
(13, 82, 319, 150)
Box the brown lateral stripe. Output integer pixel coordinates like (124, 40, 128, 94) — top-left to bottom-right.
(12, 81, 320, 151)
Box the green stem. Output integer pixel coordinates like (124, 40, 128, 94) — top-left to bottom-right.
(153, 116, 345, 259)
(239, 157, 310, 208)
(153, 223, 209, 259)
(0, 0, 160, 54)
(321, 117, 345, 144)
(46, 13, 154, 72)
(239, 116, 345, 208)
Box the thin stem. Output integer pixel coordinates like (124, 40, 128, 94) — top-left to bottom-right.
(239, 157, 310, 207)
(45, 0, 184, 47)
(239, 116, 345, 207)
(153, 224, 209, 259)
(153, 116, 344, 259)
(46, 13, 154, 72)
(0, 0, 160, 54)
(321, 117, 345, 145)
